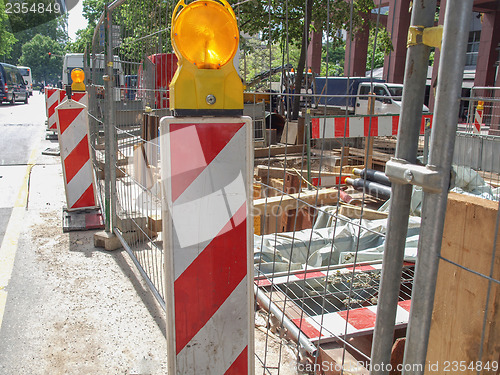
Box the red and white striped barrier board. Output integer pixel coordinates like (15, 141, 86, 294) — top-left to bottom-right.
(311, 114, 433, 139)
(45, 88, 61, 130)
(55, 99, 97, 211)
(160, 116, 254, 374)
(473, 107, 483, 134)
(292, 299, 411, 341)
(46, 89, 88, 131)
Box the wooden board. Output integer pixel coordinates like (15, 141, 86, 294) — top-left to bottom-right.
(426, 193, 500, 372)
(253, 187, 338, 216)
(254, 145, 306, 158)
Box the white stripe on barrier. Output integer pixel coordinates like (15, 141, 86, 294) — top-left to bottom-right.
(66, 159, 93, 208)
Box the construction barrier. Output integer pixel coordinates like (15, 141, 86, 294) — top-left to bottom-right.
(55, 98, 98, 211)
(45, 88, 63, 130)
(46, 89, 88, 131)
(161, 117, 253, 374)
(473, 100, 483, 134)
(311, 114, 433, 139)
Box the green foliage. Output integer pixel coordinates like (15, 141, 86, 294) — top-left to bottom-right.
(366, 26, 393, 71)
(18, 34, 63, 83)
(0, 0, 17, 57)
(321, 41, 345, 76)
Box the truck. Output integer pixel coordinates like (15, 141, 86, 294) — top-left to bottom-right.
(314, 77, 429, 115)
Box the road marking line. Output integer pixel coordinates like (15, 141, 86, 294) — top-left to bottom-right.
(0, 147, 38, 331)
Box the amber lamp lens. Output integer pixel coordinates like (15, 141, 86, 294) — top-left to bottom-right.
(173, 1, 239, 69)
(71, 68, 85, 83)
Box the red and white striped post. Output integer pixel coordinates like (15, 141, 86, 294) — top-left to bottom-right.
(55, 98, 98, 211)
(473, 100, 484, 134)
(160, 117, 253, 374)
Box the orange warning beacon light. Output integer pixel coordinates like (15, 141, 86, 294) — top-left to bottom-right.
(170, 0, 243, 115)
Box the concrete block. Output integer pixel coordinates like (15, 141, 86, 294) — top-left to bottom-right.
(94, 230, 122, 251)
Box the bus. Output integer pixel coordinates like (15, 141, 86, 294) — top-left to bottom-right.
(17, 66, 33, 96)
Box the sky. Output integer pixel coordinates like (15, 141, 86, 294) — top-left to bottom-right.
(67, 1, 88, 41)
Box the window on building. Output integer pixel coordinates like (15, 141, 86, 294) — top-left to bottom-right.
(465, 30, 481, 67)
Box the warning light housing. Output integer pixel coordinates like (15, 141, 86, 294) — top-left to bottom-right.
(170, 0, 243, 115)
(71, 68, 86, 92)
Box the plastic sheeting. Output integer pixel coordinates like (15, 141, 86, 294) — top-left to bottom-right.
(254, 208, 420, 274)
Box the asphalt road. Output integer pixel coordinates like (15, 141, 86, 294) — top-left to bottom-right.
(0, 92, 168, 374)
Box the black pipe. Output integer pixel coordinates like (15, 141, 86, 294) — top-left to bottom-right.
(353, 168, 391, 187)
(346, 177, 392, 200)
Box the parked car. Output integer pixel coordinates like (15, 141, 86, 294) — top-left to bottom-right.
(0, 63, 29, 104)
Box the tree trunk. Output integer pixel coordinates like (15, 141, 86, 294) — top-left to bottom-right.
(291, 0, 313, 120)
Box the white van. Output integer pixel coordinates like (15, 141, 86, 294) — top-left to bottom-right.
(17, 66, 33, 96)
(356, 82, 429, 115)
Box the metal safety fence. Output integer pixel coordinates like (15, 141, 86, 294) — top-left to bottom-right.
(82, 0, 499, 373)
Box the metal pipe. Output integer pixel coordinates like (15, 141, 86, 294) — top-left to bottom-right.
(107, 5, 117, 232)
(370, 1, 437, 373)
(103, 6, 111, 232)
(254, 285, 318, 357)
(345, 177, 391, 200)
(353, 168, 391, 186)
(402, 1, 474, 373)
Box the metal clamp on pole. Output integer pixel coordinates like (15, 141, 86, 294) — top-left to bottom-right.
(385, 158, 442, 193)
(407, 25, 443, 48)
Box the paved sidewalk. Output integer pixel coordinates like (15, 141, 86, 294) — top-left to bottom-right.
(0, 132, 167, 374)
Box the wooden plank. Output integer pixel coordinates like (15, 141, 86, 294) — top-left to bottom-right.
(256, 165, 341, 181)
(318, 342, 369, 375)
(254, 145, 305, 158)
(339, 203, 389, 220)
(347, 147, 392, 163)
(426, 193, 500, 368)
(253, 187, 338, 216)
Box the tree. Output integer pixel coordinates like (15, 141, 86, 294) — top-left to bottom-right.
(0, 0, 16, 58)
(18, 34, 64, 83)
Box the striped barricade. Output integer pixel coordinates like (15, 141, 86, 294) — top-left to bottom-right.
(311, 114, 433, 139)
(160, 116, 253, 374)
(292, 299, 411, 341)
(45, 88, 62, 130)
(55, 99, 97, 211)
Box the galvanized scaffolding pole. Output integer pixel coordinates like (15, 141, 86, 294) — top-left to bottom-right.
(402, 1, 474, 373)
(104, 4, 117, 232)
(370, 0, 436, 373)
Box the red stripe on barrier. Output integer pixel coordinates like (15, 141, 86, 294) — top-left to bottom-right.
(72, 183, 95, 209)
(295, 271, 325, 280)
(225, 347, 248, 374)
(292, 318, 322, 339)
(256, 279, 272, 287)
(337, 307, 377, 330)
(73, 92, 86, 102)
(345, 265, 376, 272)
(58, 107, 84, 134)
(174, 204, 247, 354)
(170, 122, 244, 202)
(64, 135, 90, 183)
(311, 118, 320, 138)
(398, 299, 411, 312)
(335, 117, 348, 138)
(59, 90, 67, 102)
(364, 116, 378, 137)
(48, 101, 59, 118)
(392, 116, 399, 135)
